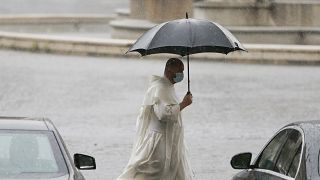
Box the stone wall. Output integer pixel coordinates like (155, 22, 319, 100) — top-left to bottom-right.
(194, 0, 320, 27)
(130, 0, 192, 23)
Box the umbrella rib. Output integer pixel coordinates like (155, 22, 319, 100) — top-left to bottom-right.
(146, 21, 189, 56)
(144, 22, 167, 55)
(188, 19, 194, 51)
(212, 22, 238, 50)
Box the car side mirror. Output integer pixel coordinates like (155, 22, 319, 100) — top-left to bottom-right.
(74, 153, 96, 170)
(230, 152, 252, 169)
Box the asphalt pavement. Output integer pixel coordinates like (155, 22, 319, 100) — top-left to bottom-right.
(0, 49, 320, 179)
(1, 0, 320, 179)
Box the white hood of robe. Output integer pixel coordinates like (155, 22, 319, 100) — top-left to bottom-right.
(142, 75, 179, 106)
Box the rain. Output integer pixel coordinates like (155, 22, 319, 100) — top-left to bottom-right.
(0, 0, 319, 180)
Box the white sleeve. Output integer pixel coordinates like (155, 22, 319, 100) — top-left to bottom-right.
(153, 99, 180, 122)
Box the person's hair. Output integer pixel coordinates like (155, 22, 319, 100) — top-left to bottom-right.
(165, 58, 183, 71)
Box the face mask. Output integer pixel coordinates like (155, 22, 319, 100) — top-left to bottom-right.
(173, 72, 184, 83)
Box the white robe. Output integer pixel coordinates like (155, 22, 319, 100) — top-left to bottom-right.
(117, 75, 194, 180)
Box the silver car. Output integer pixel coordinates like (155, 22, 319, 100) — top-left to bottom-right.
(0, 116, 96, 180)
(230, 120, 320, 180)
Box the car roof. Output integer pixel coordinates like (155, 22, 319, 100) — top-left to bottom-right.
(286, 120, 320, 131)
(285, 120, 320, 179)
(0, 116, 52, 131)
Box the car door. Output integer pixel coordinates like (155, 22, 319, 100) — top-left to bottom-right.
(232, 128, 303, 180)
(252, 128, 303, 180)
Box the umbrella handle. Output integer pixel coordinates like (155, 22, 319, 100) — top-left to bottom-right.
(187, 53, 190, 94)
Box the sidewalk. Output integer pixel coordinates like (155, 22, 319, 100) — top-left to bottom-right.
(1, 30, 320, 65)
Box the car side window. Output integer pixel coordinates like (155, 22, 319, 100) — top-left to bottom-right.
(256, 129, 291, 171)
(274, 129, 302, 177)
(287, 144, 302, 178)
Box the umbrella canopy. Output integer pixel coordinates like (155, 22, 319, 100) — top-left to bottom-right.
(128, 18, 246, 56)
(127, 16, 246, 92)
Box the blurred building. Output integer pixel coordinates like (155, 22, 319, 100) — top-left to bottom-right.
(111, 0, 320, 45)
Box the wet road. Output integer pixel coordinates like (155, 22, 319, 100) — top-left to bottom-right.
(0, 49, 320, 179)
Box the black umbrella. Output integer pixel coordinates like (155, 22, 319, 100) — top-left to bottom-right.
(128, 13, 246, 92)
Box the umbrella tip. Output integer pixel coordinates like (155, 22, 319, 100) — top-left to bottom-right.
(186, 12, 188, 19)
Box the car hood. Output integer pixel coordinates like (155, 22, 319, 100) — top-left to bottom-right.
(50, 175, 70, 180)
(1, 175, 69, 180)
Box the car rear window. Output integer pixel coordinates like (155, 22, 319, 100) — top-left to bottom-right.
(0, 130, 68, 178)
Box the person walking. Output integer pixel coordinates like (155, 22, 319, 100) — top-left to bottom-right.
(117, 58, 194, 180)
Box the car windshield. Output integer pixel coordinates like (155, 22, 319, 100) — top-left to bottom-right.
(0, 130, 68, 178)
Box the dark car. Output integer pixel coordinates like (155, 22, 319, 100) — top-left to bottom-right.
(230, 120, 320, 180)
(0, 116, 96, 180)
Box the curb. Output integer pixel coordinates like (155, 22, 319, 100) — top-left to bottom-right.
(0, 31, 132, 56)
(0, 31, 320, 65)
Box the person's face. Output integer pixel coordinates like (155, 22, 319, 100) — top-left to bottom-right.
(168, 64, 184, 84)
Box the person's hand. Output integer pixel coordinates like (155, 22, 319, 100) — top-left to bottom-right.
(180, 92, 193, 111)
